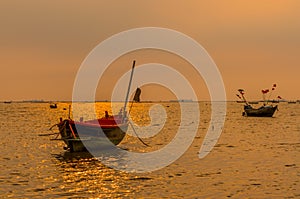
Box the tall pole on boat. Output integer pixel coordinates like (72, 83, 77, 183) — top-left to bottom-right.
(238, 89, 249, 106)
(123, 60, 136, 118)
(68, 104, 71, 119)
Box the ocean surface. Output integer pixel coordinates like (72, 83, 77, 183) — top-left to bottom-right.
(0, 102, 299, 198)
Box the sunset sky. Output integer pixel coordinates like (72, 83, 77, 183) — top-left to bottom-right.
(0, 1, 299, 101)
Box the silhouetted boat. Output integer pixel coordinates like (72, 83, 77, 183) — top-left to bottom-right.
(50, 103, 57, 108)
(237, 86, 278, 117)
(243, 105, 278, 117)
(4, 101, 12, 104)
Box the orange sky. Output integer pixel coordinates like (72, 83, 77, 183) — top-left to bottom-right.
(0, 1, 299, 101)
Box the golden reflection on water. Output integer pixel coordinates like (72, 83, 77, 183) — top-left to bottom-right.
(54, 150, 157, 198)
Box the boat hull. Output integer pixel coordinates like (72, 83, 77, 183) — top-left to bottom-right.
(244, 105, 278, 117)
(58, 118, 128, 152)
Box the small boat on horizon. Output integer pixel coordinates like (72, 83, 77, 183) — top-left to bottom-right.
(237, 85, 278, 117)
(268, 99, 280, 103)
(50, 103, 57, 108)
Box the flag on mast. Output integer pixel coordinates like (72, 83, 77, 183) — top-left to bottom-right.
(133, 87, 141, 102)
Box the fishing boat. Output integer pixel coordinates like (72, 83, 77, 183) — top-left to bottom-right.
(57, 113, 128, 152)
(53, 60, 137, 152)
(243, 104, 278, 117)
(237, 85, 278, 117)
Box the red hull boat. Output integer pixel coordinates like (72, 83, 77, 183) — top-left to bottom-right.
(53, 60, 137, 152)
(58, 114, 128, 152)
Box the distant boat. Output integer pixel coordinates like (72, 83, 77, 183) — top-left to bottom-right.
(248, 101, 259, 104)
(50, 103, 57, 108)
(4, 101, 12, 104)
(268, 100, 280, 103)
(237, 86, 278, 117)
(170, 99, 193, 102)
(243, 104, 278, 117)
(288, 101, 297, 104)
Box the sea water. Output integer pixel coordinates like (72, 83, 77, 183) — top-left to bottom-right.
(0, 102, 299, 198)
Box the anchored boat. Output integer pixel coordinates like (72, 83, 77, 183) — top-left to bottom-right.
(53, 60, 137, 152)
(243, 104, 278, 117)
(57, 113, 128, 152)
(237, 85, 278, 117)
